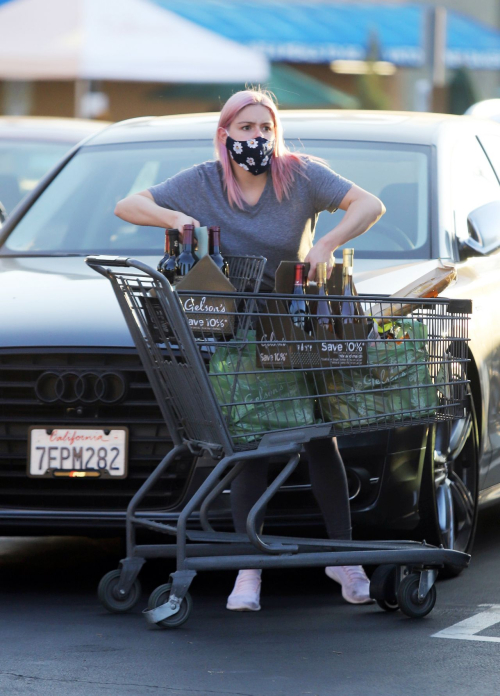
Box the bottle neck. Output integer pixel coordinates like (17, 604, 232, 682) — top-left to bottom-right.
(163, 231, 169, 254)
(342, 268, 353, 292)
(343, 250, 354, 270)
(294, 265, 305, 286)
(210, 229, 221, 255)
(316, 262, 327, 288)
(168, 232, 179, 256)
(183, 227, 194, 251)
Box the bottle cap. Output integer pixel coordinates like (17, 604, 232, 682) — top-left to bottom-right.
(317, 262, 327, 284)
(294, 263, 306, 282)
(343, 248, 354, 265)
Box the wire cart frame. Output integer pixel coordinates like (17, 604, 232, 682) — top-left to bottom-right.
(86, 255, 472, 627)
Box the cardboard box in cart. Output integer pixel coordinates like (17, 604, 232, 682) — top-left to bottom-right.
(142, 231, 237, 340)
(256, 261, 368, 369)
(175, 255, 236, 335)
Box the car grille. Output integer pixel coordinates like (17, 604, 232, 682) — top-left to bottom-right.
(0, 350, 195, 512)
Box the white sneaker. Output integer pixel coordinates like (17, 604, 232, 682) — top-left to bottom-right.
(325, 565, 374, 605)
(226, 569, 262, 611)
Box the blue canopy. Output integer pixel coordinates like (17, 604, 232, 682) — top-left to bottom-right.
(153, 0, 500, 70)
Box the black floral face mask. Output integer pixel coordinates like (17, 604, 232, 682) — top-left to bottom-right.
(225, 134, 274, 175)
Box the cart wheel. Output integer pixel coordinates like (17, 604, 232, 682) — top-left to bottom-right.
(147, 583, 193, 629)
(370, 565, 399, 612)
(397, 573, 436, 619)
(97, 569, 142, 614)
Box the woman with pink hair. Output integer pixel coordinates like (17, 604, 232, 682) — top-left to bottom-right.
(115, 88, 385, 612)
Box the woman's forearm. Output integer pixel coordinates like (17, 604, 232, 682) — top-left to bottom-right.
(114, 194, 178, 228)
(322, 196, 385, 252)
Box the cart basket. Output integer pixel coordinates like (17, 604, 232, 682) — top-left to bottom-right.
(85, 256, 471, 454)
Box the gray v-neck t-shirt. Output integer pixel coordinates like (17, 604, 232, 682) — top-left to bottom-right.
(148, 158, 353, 290)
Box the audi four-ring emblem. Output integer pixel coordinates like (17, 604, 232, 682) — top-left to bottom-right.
(35, 371, 128, 405)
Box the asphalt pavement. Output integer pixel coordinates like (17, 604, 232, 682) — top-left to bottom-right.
(1, 509, 500, 696)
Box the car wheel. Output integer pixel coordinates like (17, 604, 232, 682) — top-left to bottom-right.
(418, 386, 479, 576)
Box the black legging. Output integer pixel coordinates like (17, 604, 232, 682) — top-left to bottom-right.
(231, 437, 352, 541)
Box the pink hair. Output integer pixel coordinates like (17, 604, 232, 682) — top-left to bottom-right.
(214, 89, 309, 209)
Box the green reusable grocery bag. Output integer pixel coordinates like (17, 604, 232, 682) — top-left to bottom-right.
(209, 331, 315, 442)
(320, 319, 439, 428)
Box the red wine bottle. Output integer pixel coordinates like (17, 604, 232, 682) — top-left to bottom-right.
(208, 226, 229, 276)
(177, 224, 198, 277)
(157, 229, 170, 274)
(289, 263, 309, 330)
(158, 229, 180, 283)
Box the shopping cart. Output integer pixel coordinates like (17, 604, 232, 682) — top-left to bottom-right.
(86, 254, 472, 627)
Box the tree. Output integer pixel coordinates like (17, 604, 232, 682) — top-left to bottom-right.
(448, 67, 478, 114)
(357, 31, 390, 110)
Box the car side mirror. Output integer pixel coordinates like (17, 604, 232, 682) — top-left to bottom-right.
(0, 201, 6, 225)
(460, 200, 500, 259)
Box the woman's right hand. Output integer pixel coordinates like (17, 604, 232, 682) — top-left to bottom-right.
(170, 211, 200, 240)
(114, 191, 200, 235)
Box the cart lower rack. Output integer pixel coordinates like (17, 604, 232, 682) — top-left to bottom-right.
(86, 255, 471, 627)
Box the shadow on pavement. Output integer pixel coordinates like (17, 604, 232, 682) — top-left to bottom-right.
(1, 505, 500, 598)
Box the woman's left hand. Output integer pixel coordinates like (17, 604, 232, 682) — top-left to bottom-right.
(304, 238, 335, 281)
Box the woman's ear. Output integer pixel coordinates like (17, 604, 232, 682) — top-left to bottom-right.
(217, 127, 228, 145)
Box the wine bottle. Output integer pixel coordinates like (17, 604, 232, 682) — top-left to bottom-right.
(177, 224, 198, 277)
(157, 229, 170, 275)
(370, 261, 458, 319)
(158, 229, 180, 283)
(316, 262, 336, 336)
(208, 226, 229, 276)
(341, 249, 357, 337)
(289, 263, 308, 330)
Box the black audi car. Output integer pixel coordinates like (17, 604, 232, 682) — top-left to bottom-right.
(2, 109, 499, 570)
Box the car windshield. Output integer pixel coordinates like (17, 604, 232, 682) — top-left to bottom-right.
(0, 140, 71, 216)
(1, 139, 431, 259)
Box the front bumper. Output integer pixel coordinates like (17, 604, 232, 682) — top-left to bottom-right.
(0, 426, 428, 536)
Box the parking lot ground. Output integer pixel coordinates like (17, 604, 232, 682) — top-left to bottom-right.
(1, 508, 500, 696)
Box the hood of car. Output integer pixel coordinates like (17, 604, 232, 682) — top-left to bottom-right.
(0, 256, 148, 348)
(0, 255, 441, 348)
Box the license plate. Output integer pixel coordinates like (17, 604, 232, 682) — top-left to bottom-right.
(28, 427, 128, 478)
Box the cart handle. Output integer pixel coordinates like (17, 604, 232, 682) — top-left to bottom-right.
(85, 255, 132, 268)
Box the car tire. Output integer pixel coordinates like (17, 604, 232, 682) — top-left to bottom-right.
(418, 385, 479, 576)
